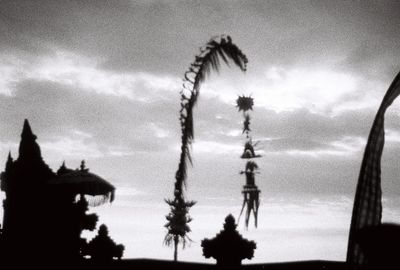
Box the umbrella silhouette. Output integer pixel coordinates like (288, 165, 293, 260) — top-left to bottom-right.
(48, 161, 115, 206)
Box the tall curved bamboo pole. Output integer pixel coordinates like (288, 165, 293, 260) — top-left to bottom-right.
(164, 35, 248, 261)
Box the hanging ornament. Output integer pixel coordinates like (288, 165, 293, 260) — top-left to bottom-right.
(236, 95, 261, 229)
(236, 95, 254, 112)
(239, 161, 261, 228)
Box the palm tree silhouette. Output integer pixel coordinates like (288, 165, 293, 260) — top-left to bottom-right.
(164, 35, 248, 261)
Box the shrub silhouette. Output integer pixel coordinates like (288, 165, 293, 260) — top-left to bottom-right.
(83, 224, 124, 261)
(202, 214, 256, 268)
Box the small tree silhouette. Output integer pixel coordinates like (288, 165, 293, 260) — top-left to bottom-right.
(202, 214, 256, 268)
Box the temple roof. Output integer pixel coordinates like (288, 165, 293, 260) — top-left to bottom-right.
(2, 120, 115, 204)
(18, 119, 43, 162)
(21, 119, 37, 140)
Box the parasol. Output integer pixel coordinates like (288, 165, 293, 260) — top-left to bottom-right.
(48, 161, 115, 206)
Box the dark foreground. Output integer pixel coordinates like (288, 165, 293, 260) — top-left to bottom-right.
(0, 258, 355, 270)
(80, 259, 351, 270)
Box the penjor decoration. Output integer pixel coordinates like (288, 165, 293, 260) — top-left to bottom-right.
(164, 35, 248, 261)
(236, 95, 261, 229)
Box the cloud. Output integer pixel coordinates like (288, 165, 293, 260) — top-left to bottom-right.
(0, 141, 18, 153)
(0, 57, 21, 96)
(385, 128, 400, 144)
(0, 50, 180, 100)
(0, 79, 184, 182)
(200, 65, 390, 115)
(40, 130, 138, 160)
(284, 136, 366, 158)
(41, 131, 103, 159)
(28, 51, 180, 100)
(2, 0, 399, 79)
(2, 76, 400, 199)
(192, 140, 242, 155)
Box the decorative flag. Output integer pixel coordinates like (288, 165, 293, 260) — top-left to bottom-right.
(347, 71, 400, 266)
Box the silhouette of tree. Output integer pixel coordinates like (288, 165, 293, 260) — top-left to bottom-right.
(202, 214, 256, 269)
(165, 35, 248, 260)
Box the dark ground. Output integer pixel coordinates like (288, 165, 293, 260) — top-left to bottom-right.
(80, 259, 352, 270)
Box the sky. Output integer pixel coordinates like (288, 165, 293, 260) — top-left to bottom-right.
(1, 0, 400, 263)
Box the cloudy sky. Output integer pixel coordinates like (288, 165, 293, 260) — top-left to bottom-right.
(1, 0, 400, 263)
